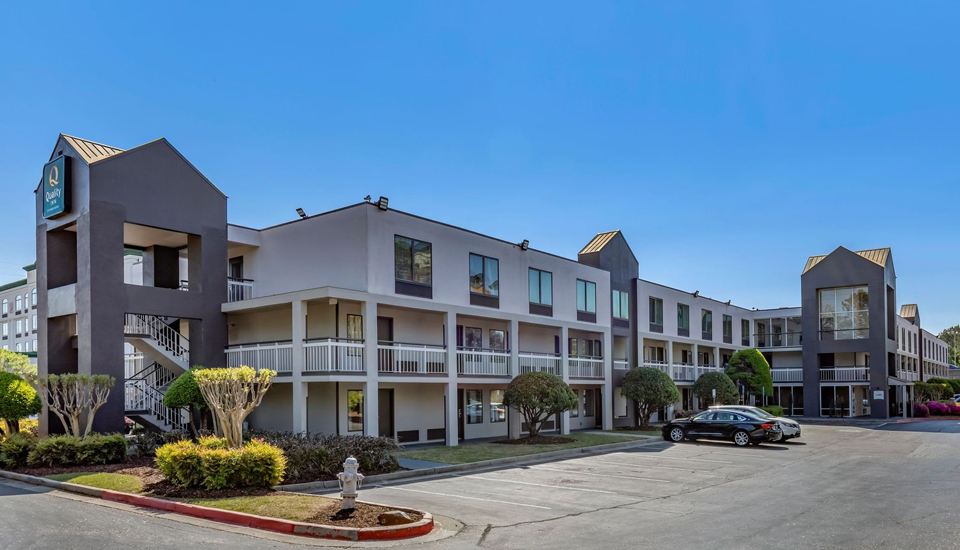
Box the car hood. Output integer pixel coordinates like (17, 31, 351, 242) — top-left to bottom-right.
(772, 417, 799, 426)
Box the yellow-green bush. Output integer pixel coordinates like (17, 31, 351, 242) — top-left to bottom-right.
(155, 436, 285, 489)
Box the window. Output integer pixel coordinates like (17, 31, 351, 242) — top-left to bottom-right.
(576, 280, 596, 313)
(819, 286, 869, 340)
(466, 390, 483, 424)
(612, 290, 629, 320)
(394, 236, 432, 285)
(469, 254, 499, 296)
(678, 304, 690, 330)
(583, 389, 595, 417)
(23, 293, 29, 309)
(15, 343, 21, 352)
(1, 323, 6, 337)
(32, 288, 36, 307)
(570, 389, 580, 417)
(1, 299, 6, 315)
(32, 339, 36, 351)
(346, 314, 363, 357)
(528, 269, 553, 306)
(649, 297, 663, 325)
(15, 320, 22, 335)
(347, 390, 364, 432)
(15, 296, 21, 312)
(24, 341, 29, 352)
(489, 329, 506, 351)
(490, 389, 506, 422)
(463, 326, 483, 349)
(723, 315, 733, 340)
(32, 315, 37, 331)
(701, 309, 712, 334)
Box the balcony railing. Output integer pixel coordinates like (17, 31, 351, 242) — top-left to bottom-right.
(671, 363, 697, 382)
(228, 277, 254, 302)
(896, 368, 919, 381)
(225, 341, 293, 373)
(772, 368, 803, 382)
(378, 341, 447, 374)
(518, 352, 561, 375)
(614, 359, 630, 370)
(304, 338, 364, 372)
(124, 353, 144, 379)
(754, 332, 802, 348)
(569, 356, 603, 378)
(457, 348, 510, 376)
(819, 366, 869, 382)
(696, 365, 722, 377)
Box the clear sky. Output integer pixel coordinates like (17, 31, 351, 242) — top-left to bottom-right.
(1, 2, 958, 332)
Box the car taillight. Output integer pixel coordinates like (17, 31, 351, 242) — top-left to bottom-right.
(762, 423, 773, 430)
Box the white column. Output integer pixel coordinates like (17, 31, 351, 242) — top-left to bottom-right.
(713, 347, 720, 368)
(665, 339, 674, 420)
(291, 300, 308, 434)
(560, 325, 570, 435)
(362, 300, 379, 437)
(510, 318, 520, 378)
(692, 343, 699, 367)
(602, 328, 614, 431)
(444, 310, 459, 446)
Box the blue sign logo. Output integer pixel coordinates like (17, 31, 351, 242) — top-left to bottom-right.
(43, 156, 70, 219)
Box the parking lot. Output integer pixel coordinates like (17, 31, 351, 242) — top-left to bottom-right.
(310, 421, 960, 549)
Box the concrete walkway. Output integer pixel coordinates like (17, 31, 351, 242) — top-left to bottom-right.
(398, 457, 450, 470)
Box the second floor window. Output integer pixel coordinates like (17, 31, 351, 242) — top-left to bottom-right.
(576, 280, 596, 313)
(678, 303, 690, 330)
(742, 319, 750, 346)
(1, 299, 6, 315)
(528, 268, 553, 305)
(16, 320, 22, 334)
(702, 309, 712, 334)
(469, 254, 499, 296)
(819, 285, 869, 340)
(612, 290, 629, 320)
(1, 323, 6, 337)
(649, 297, 663, 325)
(723, 315, 732, 339)
(32, 288, 36, 306)
(394, 236, 432, 285)
(15, 296, 21, 312)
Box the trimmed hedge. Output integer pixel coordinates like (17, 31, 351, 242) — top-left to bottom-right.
(0, 432, 37, 468)
(925, 401, 960, 416)
(248, 430, 400, 484)
(155, 436, 286, 489)
(26, 434, 127, 467)
(760, 405, 784, 417)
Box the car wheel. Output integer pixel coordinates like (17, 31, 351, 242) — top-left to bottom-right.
(732, 430, 750, 447)
(668, 427, 686, 442)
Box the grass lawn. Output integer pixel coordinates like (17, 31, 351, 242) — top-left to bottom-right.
(605, 429, 662, 437)
(46, 472, 143, 494)
(395, 432, 631, 464)
(188, 493, 330, 522)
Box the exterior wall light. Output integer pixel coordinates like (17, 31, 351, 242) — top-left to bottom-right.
(296, 208, 307, 219)
(520, 239, 529, 250)
(377, 196, 389, 211)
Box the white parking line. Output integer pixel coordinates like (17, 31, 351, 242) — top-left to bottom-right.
(372, 485, 552, 509)
(452, 474, 618, 494)
(586, 459, 719, 473)
(531, 465, 672, 483)
(620, 454, 733, 464)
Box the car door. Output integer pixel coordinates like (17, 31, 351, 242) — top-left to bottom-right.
(686, 411, 715, 437)
(711, 411, 737, 439)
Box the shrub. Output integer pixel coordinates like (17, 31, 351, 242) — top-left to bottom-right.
(76, 434, 128, 465)
(155, 436, 285, 489)
(130, 428, 190, 458)
(621, 367, 681, 429)
(761, 405, 784, 417)
(914, 403, 929, 418)
(502, 372, 578, 437)
(28, 435, 82, 467)
(693, 372, 740, 406)
(726, 349, 774, 399)
(38, 374, 115, 438)
(0, 432, 37, 468)
(0, 372, 42, 435)
(926, 401, 948, 416)
(25, 434, 128, 467)
(248, 430, 401, 484)
(915, 382, 950, 402)
(164, 369, 207, 437)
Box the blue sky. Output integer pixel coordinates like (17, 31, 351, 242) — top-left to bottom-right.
(1, 2, 958, 332)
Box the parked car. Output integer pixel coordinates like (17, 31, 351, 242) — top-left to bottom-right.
(662, 410, 781, 447)
(710, 405, 801, 441)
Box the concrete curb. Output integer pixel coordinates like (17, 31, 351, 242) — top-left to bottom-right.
(278, 435, 662, 492)
(0, 469, 434, 541)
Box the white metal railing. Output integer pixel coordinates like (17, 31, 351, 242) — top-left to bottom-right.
(378, 342, 447, 374)
(124, 313, 190, 365)
(819, 367, 869, 382)
(614, 359, 630, 370)
(457, 348, 510, 376)
(225, 341, 293, 373)
(518, 352, 561, 375)
(227, 277, 254, 302)
(124, 378, 188, 430)
(124, 353, 144, 379)
(671, 363, 696, 381)
(897, 368, 919, 381)
(569, 356, 603, 378)
(697, 365, 722, 378)
(772, 368, 803, 382)
(304, 338, 365, 372)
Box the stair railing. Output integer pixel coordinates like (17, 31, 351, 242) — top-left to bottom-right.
(124, 313, 190, 365)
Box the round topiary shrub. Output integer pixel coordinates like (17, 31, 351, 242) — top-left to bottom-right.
(693, 371, 739, 406)
(621, 367, 680, 429)
(0, 372, 42, 435)
(503, 372, 578, 438)
(726, 349, 774, 401)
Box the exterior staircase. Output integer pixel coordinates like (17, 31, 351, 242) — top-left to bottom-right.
(123, 314, 191, 432)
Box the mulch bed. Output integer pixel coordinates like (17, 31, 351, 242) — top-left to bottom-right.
(290, 494, 421, 528)
(493, 435, 574, 445)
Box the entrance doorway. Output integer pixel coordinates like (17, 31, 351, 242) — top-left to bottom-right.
(820, 386, 852, 417)
(377, 317, 393, 371)
(378, 388, 394, 438)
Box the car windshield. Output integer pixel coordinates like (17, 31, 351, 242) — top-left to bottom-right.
(741, 407, 775, 419)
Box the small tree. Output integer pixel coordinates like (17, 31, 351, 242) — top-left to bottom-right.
(502, 372, 577, 438)
(193, 366, 275, 448)
(0, 372, 41, 435)
(693, 371, 739, 407)
(0, 349, 37, 389)
(726, 349, 774, 404)
(38, 373, 115, 438)
(163, 369, 206, 439)
(927, 378, 956, 399)
(621, 367, 680, 429)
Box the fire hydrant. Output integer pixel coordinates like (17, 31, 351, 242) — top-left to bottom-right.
(336, 456, 364, 511)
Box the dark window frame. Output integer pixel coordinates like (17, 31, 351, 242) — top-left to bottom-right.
(528, 268, 553, 306)
(576, 279, 597, 314)
(394, 235, 433, 287)
(347, 389, 364, 432)
(466, 389, 483, 424)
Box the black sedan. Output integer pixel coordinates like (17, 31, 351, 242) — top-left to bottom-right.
(662, 410, 781, 447)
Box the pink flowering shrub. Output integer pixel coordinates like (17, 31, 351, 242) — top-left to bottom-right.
(914, 403, 929, 417)
(926, 401, 948, 415)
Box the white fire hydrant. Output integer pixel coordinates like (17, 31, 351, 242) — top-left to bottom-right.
(336, 456, 364, 511)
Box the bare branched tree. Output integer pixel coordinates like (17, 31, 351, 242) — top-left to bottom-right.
(38, 374, 116, 438)
(194, 366, 275, 448)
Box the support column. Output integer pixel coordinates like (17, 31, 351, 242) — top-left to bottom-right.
(508, 317, 521, 439)
(602, 329, 614, 431)
(560, 325, 570, 435)
(444, 310, 459, 446)
(362, 300, 379, 438)
(713, 347, 720, 368)
(665, 340, 674, 420)
(291, 300, 308, 434)
(692, 343, 699, 367)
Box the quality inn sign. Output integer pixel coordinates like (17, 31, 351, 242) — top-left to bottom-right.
(43, 155, 70, 219)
